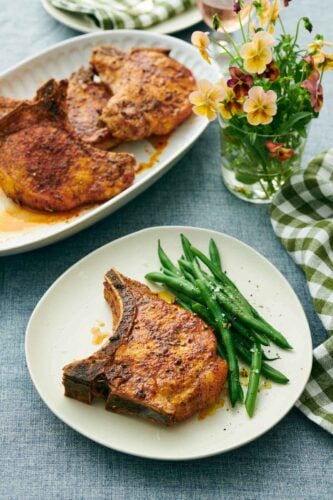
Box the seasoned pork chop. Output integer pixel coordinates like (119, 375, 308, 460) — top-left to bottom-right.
(0, 96, 21, 118)
(0, 79, 135, 212)
(67, 67, 120, 149)
(90, 46, 196, 141)
(63, 269, 228, 425)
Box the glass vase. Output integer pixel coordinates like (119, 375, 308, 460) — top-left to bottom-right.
(219, 117, 308, 203)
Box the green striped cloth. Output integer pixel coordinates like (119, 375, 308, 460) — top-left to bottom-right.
(50, 0, 196, 29)
(271, 149, 333, 434)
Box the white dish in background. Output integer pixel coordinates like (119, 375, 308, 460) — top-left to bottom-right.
(25, 226, 313, 461)
(0, 30, 220, 256)
(41, 0, 202, 34)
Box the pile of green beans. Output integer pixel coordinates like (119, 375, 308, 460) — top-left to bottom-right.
(145, 234, 290, 418)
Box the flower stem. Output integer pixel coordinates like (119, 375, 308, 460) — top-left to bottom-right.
(278, 15, 286, 35)
(214, 41, 241, 67)
(292, 18, 302, 49)
(216, 20, 242, 60)
(238, 13, 246, 43)
(258, 179, 271, 199)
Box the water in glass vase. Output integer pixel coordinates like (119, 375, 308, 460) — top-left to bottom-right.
(219, 118, 308, 203)
(197, 0, 251, 32)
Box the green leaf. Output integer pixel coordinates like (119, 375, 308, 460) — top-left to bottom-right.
(236, 172, 259, 185)
(249, 133, 257, 145)
(278, 112, 313, 134)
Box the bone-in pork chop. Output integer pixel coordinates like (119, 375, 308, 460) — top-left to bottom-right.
(63, 269, 228, 425)
(67, 67, 120, 149)
(90, 46, 196, 141)
(0, 79, 135, 212)
(0, 96, 22, 118)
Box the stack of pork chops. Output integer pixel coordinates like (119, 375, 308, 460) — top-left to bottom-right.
(0, 46, 196, 212)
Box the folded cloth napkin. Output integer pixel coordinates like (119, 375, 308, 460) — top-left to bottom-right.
(50, 0, 196, 29)
(270, 149, 333, 434)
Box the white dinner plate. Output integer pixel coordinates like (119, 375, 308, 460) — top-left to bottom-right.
(0, 30, 220, 256)
(41, 0, 202, 35)
(25, 226, 313, 460)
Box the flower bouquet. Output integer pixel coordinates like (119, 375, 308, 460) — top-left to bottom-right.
(190, 0, 332, 202)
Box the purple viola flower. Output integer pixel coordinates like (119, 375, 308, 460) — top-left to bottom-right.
(227, 66, 254, 98)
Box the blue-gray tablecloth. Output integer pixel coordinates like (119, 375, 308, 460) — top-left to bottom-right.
(1, 1, 332, 498)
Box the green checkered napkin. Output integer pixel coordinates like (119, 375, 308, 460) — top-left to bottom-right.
(271, 149, 333, 434)
(50, 0, 196, 29)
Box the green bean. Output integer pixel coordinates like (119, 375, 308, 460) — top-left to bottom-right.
(192, 244, 292, 349)
(178, 261, 197, 286)
(174, 297, 192, 311)
(191, 245, 235, 288)
(216, 343, 226, 359)
(158, 240, 180, 275)
(145, 272, 203, 303)
(209, 238, 223, 272)
(178, 258, 195, 275)
(235, 335, 278, 361)
(215, 291, 292, 349)
(180, 234, 194, 263)
(229, 316, 270, 346)
(192, 303, 218, 329)
(179, 259, 215, 288)
(196, 278, 242, 406)
(245, 342, 262, 417)
(192, 245, 254, 315)
(161, 266, 177, 278)
(180, 237, 207, 292)
(172, 290, 199, 310)
(235, 343, 289, 384)
(192, 245, 286, 328)
(250, 306, 288, 349)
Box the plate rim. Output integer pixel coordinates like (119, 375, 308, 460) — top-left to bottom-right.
(25, 225, 313, 461)
(40, 0, 202, 35)
(0, 31, 219, 256)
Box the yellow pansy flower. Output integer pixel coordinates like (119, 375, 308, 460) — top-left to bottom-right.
(307, 39, 333, 71)
(240, 31, 275, 74)
(270, 0, 280, 22)
(243, 86, 277, 125)
(255, 0, 280, 34)
(191, 31, 211, 64)
(256, 0, 271, 27)
(189, 80, 226, 121)
(267, 0, 280, 33)
(308, 39, 333, 55)
(313, 51, 333, 71)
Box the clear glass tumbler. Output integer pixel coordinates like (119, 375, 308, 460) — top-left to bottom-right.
(219, 117, 308, 203)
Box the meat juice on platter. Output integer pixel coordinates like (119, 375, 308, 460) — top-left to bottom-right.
(197, 0, 251, 32)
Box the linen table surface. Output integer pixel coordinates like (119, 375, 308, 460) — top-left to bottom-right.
(0, 1, 332, 499)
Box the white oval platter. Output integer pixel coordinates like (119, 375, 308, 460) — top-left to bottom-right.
(0, 30, 220, 256)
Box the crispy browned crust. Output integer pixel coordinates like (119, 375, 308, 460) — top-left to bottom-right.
(90, 45, 196, 141)
(63, 269, 228, 425)
(0, 79, 135, 212)
(0, 96, 22, 119)
(67, 67, 120, 149)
